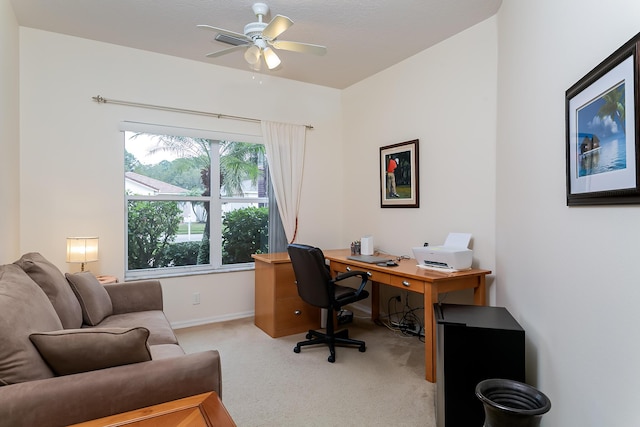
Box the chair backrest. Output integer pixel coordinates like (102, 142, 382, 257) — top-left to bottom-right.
(287, 243, 333, 309)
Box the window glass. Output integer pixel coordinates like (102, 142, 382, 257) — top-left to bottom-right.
(124, 131, 269, 277)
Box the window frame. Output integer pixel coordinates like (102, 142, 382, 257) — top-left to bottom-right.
(121, 122, 268, 280)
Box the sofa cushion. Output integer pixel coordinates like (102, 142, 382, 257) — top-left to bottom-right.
(29, 327, 152, 376)
(0, 264, 61, 385)
(149, 343, 186, 360)
(65, 272, 113, 326)
(97, 310, 179, 345)
(14, 252, 83, 329)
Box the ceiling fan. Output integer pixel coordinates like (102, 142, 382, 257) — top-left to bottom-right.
(198, 2, 327, 71)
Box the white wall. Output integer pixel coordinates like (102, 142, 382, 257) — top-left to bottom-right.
(14, 2, 640, 423)
(342, 18, 498, 307)
(0, 0, 20, 263)
(18, 28, 343, 325)
(497, 1, 640, 425)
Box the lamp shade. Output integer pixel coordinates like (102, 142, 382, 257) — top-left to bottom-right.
(66, 237, 99, 263)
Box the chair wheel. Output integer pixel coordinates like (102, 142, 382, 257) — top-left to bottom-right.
(305, 333, 312, 339)
(293, 346, 301, 353)
(328, 354, 335, 363)
(359, 345, 366, 352)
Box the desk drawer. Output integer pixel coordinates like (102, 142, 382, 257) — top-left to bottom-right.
(331, 261, 350, 274)
(332, 262, 390, 284)
(389, 275, 425, 293)
(274, 263, 298, 299)
(274, 296, 320, 337)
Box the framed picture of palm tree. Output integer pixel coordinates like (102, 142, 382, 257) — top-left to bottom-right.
(566, 31, 640, 205)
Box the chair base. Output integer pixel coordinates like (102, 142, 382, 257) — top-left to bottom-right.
(293, 328, 366, 363)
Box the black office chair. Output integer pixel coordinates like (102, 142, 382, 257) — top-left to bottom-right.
(287, 243, 370, 363)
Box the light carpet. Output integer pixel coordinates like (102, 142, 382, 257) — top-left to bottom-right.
(175, 316, 436, 427)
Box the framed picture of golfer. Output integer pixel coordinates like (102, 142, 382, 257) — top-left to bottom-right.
(380, 139, 419, 208)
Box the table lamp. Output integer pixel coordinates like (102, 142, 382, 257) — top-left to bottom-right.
(66, 237, 99, 272)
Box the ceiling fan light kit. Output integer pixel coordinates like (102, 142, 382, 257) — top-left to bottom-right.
(244, 45, 260, 64)
(263, 47, 281, 69)
(199, 2, 327, 71)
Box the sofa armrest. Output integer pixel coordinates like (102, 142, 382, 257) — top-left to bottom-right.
(104, 279, 163, 314)
(0, 350, 221, 427)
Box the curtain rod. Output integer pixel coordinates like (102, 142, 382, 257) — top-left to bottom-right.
(91, 95, 313, 130)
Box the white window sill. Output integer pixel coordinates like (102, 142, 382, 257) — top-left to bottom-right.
(124, 263, 255, 281)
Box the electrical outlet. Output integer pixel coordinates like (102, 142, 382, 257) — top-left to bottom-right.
(192, 292, 201, 305)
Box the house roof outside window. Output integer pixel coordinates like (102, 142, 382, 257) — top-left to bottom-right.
(125, 171, 189, 196)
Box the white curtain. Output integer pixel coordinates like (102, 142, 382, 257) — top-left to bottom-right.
(261, 120, 306, 243)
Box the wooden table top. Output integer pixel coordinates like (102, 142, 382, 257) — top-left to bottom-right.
(69, 392, 235, 427)
(253, 249, 491, 282)
(324, 249, 491, 282)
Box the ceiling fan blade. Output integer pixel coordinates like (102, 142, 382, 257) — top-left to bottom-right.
(205, 45, 247, 58)
(262, 15, 293, 40)
(271, 40, 327, 56)
(197, 24, 250, 42)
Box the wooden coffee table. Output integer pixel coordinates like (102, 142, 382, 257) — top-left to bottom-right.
(70, 392, 236, 426)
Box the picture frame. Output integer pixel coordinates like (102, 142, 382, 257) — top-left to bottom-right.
(380, 139, 419, 208)
(565, 32, 640, 206)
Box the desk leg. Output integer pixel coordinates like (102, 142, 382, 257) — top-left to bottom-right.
(424, 285, 438, 383)
(473, 275, 487, 306)
(371, 282, 380, 321)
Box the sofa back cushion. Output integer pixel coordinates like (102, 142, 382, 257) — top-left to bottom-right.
(65, 272, 113, 326)
(0, 264, 62, 385)
(14, 252, 83, 329)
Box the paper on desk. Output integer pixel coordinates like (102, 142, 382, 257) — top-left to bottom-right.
(417, 264, 471, 273)
(443, 232, 472, 249)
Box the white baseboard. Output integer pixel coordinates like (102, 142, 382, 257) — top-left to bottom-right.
(347, 301, 371, 316)
(171, 310, 254, 330)
(171, 302, 372, 331)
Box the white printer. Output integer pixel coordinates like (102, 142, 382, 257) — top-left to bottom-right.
(412, 232, 473, 271)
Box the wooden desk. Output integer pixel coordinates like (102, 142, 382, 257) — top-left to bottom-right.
(252, 252, 321, 338)
(324, 249, 490, 383)
(69, 392, 236, 426)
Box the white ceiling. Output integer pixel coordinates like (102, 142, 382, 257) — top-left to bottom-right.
(10, 0, 502, 89)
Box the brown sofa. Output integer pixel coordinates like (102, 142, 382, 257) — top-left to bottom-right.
(0, 253, 221, 427)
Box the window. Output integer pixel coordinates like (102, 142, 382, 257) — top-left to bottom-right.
(124, 129, 270, 278)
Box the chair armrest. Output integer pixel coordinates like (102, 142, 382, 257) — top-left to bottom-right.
(333, 270, 369, 295)
(0, 350, 221, 426)
(104, 280, 163, 314)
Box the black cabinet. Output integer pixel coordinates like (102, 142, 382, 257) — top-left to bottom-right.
(434, 303, 525, 427)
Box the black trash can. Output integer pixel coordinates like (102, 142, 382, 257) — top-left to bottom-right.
(476, 379, 551, 427)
